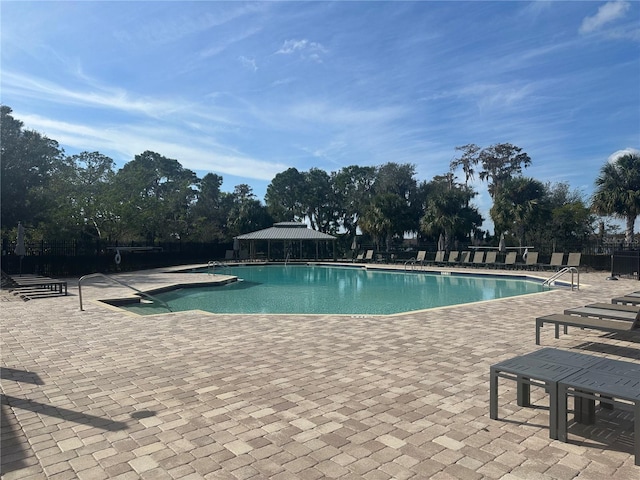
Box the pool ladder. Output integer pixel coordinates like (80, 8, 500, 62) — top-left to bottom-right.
(208, 260, 230, 274)
(78, 273, 173, 312)
(543, 267, 579, 290)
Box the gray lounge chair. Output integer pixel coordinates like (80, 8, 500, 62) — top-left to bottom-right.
(499, 251, 517, 269)
(536, 312, 640, 345)
(405, 250, 426, 267)
(483, 251, 497, 268)
(459, 251, 472, 266)
(430, 250, 446, 266)
(444, 250, 459, 266)
(544, 252, 564, 271)
(563, 305, 638, 322)
(524, 251, 540, 270)
(612, 296, 640, 306)
(566, 252, 581, 268)
(472, 251, 485, 266)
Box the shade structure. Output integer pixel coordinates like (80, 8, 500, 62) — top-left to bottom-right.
(234, 222, 337, 261)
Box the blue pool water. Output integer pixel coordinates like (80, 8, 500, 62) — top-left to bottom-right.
(121, 265, 547, 315)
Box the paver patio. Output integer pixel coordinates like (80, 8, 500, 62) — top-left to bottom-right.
(1, 264, 639, 479)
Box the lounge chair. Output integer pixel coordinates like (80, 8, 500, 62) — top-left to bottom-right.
(430, 250, 445, 266)
(6, 274, 67, 295)
(483, 251, 497, 268)
(612, 295, 640, 306)
(405, 250, 426, 267)
(459, 251, 472, 266)
(524, 251, 540, 270)
(444, 250, 459, 266)
(566, 252, 581, 268)
(563, 305, 638, 322)
(544, 252, 564, 271)
(472, 251, 485, 266)
(536, 312, 640, 345)
(363, 250, 374, 262)
(498, 251, 517, 269)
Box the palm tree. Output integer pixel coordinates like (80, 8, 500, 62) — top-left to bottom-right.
(591, 152, 640, 244)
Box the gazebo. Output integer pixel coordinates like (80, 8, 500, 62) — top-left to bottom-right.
(235, 222, 336, 261)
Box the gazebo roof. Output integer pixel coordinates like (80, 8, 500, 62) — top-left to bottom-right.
(235, 222, 336, 241)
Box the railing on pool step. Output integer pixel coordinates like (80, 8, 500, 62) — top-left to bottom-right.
(78, 273, 173, 312)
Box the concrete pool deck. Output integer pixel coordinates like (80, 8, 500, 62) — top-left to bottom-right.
(1, 264, 639, 479)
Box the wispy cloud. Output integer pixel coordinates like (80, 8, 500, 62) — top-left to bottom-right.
(17, 112, 288, 181)
(2, 71, 180, 118)
(239, 56, 258, 72)
(275, 39, 328, 62)
(579, 1, 630, 34)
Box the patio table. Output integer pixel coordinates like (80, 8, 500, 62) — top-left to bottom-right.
(558, 362, 640, 465)
(490, 348, 603, 439)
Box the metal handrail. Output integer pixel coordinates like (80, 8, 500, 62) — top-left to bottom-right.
(543, 267, 579, 290)
(78, 273, 172, 312)
(208, 260, 230, 274)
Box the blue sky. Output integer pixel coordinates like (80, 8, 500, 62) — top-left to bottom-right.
(2, 1, 639, 232)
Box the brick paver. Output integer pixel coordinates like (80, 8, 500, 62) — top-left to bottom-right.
(1, 265, 639, 478)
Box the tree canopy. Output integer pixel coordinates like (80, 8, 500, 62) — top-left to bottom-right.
(1, 104, 616, 254)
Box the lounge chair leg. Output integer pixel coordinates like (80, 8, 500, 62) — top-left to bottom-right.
(489, 368, 498, 419)
(516, 376, 530, 407)
(635, 403, 640, 465)
(536, 319, 542, 345)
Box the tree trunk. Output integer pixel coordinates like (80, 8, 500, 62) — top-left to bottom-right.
(625, 216, 635, 245)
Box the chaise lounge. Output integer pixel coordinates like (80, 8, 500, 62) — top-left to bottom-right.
(535, 311, 640, 345)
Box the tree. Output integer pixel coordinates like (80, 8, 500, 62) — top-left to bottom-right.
(478, 143, 532, 199)
(591, 151, 640, 244)
(450, 144, 480, 186)
(372, 163, 421, 239)
(332, 165, 376, 239)
(302, 168, 337, 233)
(191, 173, 229, 241)
(359, 193, 407, 251)
(544, 182, 593, 251)
(491, 177, 547, 247)
(265, 167, 306, 221)
(227, 184, 273, 236)
(45, 151, 116, 240)
(113, 151, 199, 242)
(419, 175, 483, 247)
(0, 105, 65, 230)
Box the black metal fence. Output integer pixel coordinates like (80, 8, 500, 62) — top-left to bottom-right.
(1, 239, 231, 277)
(611, 250, 640, 280)
(1, 238, 638, 278)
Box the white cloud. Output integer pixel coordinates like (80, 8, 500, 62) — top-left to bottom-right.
(16, 112, 288, 181)
(607, 147, 640, 163)
(579, 1, 630, 34)
(239, 56, 258, 72)
(275, 39, 327, 62)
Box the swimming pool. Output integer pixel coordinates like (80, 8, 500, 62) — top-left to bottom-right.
(118, 265, 548, 316)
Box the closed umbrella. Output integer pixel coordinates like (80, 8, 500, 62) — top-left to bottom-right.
(15, 222, 26, 275)
(437, 233, 445, 251)
(233, 238, 240, 260)
(498, 233, 506, 253)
